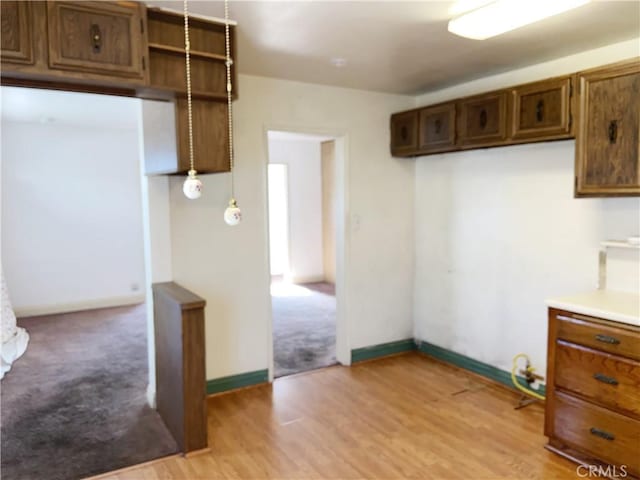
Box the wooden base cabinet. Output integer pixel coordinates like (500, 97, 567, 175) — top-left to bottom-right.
(545, 308, 640, 478)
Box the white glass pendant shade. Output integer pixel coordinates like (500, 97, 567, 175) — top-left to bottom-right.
(183, 169, 202, 199)
(224, 198, 242, 226)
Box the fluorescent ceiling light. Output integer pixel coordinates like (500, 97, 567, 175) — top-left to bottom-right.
(448, 0, 591, 40)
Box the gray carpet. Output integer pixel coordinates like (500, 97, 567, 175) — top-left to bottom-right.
(272, 282, 337, 378)
(1, 304, 178, 480)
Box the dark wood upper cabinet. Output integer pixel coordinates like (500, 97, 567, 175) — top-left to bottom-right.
(390, 110, 419, 156)
(175, 98, 229, 174)
(46, 1, 146, 80)
(457, 91, 508, 147)
(1, 1, 35, 65)
(511, 76, 573, 141)
(418, 103, 456, 153)
(575, 60, 640, 197)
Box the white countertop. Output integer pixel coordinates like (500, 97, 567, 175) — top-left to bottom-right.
(546, 290, 640, 327)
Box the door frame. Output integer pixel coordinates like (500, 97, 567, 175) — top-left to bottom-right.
(262, 125, 351, 381)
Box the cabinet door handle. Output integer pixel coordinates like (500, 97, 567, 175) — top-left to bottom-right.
(434, 119, 441, 134)
(479, 109, 488, 129)
(595, 334, 620, 345)
(536, 100, 544, 122)
(90, 24, 102, 54)
(608, 120, 618, 144)
(593, 373, 619, 385)
(400, 125, 408, 141)
(590, 427, 615, 441)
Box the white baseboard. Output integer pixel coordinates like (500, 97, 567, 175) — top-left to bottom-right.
(14, 294, 146, 318)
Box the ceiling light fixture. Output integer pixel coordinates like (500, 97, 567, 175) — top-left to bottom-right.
(331, 57, 348, 68)
(448, 0, 591, 40)
(182, 0, 202, 200)
(222, 0, 242, 226)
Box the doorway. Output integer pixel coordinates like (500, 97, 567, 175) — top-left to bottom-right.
(266, 130, 345, 378)
(0, 86, 177, 480)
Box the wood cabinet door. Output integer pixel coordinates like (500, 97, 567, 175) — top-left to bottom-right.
(511, 76, 572, 141)
(457, 92, 508, 147)
(576, 60, 640, 197)
(390, 110, 419, 157)
(1, 1, 34, 65)
(46, 1, 145, 79)
(175, 98, 230, 174)
(418, 103, 456, 153)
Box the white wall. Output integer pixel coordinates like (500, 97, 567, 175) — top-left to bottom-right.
(413, 38, 640, 378)
(1, 121, 146, 316)
(169, 74, 415, 380)
(268, 137, 323, 283)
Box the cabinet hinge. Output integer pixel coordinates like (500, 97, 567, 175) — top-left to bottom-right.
(142, 56, 146, 70)
(140, 18, 144, 34)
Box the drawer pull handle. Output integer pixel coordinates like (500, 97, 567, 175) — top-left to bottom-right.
(590, 427, 615, 441)
(595, 334, 620, 345)
(593, 373, 618, 385)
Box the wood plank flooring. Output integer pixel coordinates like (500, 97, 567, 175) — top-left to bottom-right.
(91, 353, 579, 479)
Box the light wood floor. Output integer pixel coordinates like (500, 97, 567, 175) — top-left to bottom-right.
(92, 353, 579, 480)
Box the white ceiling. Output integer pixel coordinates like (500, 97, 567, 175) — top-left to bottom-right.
(0, 87, 140, 129)
(147, 1, 640, 95)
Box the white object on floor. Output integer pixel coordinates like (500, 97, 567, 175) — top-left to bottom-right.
(1, 271, 29, 379)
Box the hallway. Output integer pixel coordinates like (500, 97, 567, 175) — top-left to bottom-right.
(271, 281, 337, 377)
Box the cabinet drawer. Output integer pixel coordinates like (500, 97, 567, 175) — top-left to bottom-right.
(554, 311, 640, 361)
(511, 77, 572, 140)
(390, 110, 419, 156)
(553, 392, 640, 476)
(47, 1, 145, 79)
(418, 103, 456, 153)
(457, 92, 508, 147)
(555, 340, 640, 416)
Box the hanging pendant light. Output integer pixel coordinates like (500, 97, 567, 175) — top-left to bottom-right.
(182, 0, 202, 200)
(223, 0, 242, 226)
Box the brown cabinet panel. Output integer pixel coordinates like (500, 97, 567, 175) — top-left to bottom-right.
(1, 1, 34, 65)
(418, 103, 456, 153)
(553, 392, 640, 477)
(511, 77, 572, 141)
(390, 110, 419, 156)
(46, 1, 145, 79)
(457, 92, 508, 147)
(576, 60, 640, 197)
(176, 98, 229, 174)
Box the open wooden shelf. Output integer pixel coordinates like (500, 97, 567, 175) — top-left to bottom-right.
(148, 43, 227, 62)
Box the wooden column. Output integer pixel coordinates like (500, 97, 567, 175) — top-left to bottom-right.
(152, 282, 207, 454)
